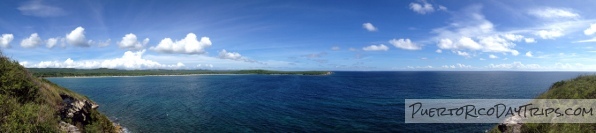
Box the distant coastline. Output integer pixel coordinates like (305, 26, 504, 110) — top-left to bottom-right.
(28, 68, 332, 77)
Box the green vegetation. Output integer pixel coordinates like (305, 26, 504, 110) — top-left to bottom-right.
(489, 75, 596, 133)
(0, 52, 118, 132)
(28, 68, 331, 77)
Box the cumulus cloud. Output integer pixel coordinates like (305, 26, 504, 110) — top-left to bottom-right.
(362, 44, 389, 51)
(525, 51, 533, 57)
(66, 26, 91, 47)
(389, 38, 421, 50)
(150, 33, 212, 54)
(362, 23, 378, 32)
(524, 38, 536, 43)
(488, 54, 498, 59)
(17, 0, 66, 17)
(503, 34, 524, 41)
(528, 7, 580, 19)
(20, 33, 42, 48)
(218, 49, 242, 60)
(46, 38, 58, 48)
(536, 29, 563, 39)
(118, 33, 148, 50)
(218, 49, 259, 63)
(455, 51, 470, 57)
(584, 23, 596, 36)
(511, 50, 519, 56)
(0, 34, 14, 48)
(409, 1, 434, 14)
(432, 6, 523, 57)
(456, 37, 482, 50)
(24, 49, 186, 69)
(435, 49, 442, 53)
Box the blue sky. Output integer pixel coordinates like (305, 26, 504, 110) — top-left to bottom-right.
(1, 0, 596, 71)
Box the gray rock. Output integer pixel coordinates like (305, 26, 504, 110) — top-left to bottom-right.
(59, 121, 80, 133)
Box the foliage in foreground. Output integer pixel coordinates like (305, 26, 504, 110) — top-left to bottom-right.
(0, 53, 116, 132)
(489, 75, 596, 133)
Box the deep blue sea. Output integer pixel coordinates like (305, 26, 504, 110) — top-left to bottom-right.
(47, 72, 593, 132)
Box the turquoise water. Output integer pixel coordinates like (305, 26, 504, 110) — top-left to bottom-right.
(47, 72, 591, 132)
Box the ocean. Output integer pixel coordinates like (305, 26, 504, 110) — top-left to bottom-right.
(46, 71, 592, 132)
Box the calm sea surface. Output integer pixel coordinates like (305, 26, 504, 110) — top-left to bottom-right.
(47, 72, 593, 132)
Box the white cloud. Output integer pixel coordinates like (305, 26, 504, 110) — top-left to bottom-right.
(118, 33, 148, 50)
(437, 38, 455, 49)
(46, 37, 58, 48)
(584, 23, 596, 35)
(536, 29, 563, 39)
(388, 38, 421, 50)
(458, 37, 482, 50)
(435, 49, 442, 53)
(20, 33, 42, 48)
(24, 49, 187, 69)
(438, 5, 447, 11)
(442, 63, 472, 69)
(503, 34, 524, 41)
(150, 33, 212, 54)
(409, 1, 434, 14)
(479, 58, 486, 60)
(455, 51, 470, 57)
(488, 54, 498, 59)
(196, 64, 214, 68)
(218, 49, 259, 63)
(456, 63, 472, 68)
(528, 7, 580, 19)
(66, 26, 91, 47)
(575, 37, 596, 43)
(362, 23, 377, 32)
(0, 34, 14, 48)
(218, 49, 242, 60)
(331, 46, 340, 50)
(17, 0, 66, 17)
(525, 51, 533, 57)
(97, 39, 111, 47)
(524, 38, 536, 43)
(511, 50, 519, 56)
(486, 62, 542, 70)
(432, 6, 520, 57)
(441, 65, 453, 68)
(362, 44, 389, 51)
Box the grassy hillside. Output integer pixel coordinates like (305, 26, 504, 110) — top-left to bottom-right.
(0, 53, 117, 132)
(489, 75, 596, 133)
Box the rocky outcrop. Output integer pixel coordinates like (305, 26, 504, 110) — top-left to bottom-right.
(497, 116, 523, 133)
(60, 94, 99, 125)
(58, 94, 124, 133)
(59, 121, 80, 133)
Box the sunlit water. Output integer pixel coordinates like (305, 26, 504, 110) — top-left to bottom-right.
(47, 72, 591, 132)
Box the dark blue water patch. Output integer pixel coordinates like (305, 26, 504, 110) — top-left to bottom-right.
(46, 72, 593, 132)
